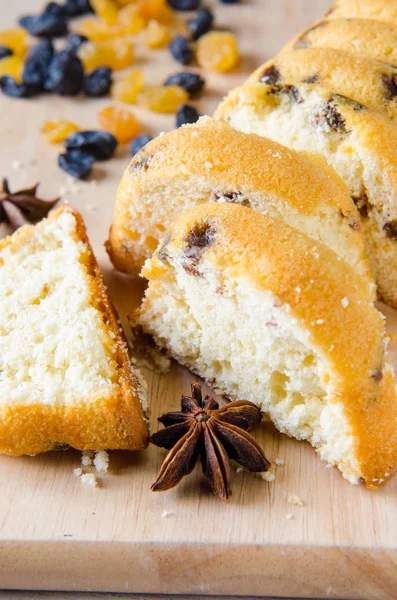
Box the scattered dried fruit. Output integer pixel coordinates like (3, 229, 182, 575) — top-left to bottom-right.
(0, 55, 23, 82)
(188, 8, 213, 41)
(58, 149, 94, 178)
(137, 84, 188, 112)
(164, 71, 204, 95)
(91, 0, 119, 26)
(196, 31, 239, 72)
(176, 103, 200, 127)
(64, 33, 88, 54)
(22, 40, 54, 91)
(169, 35, 193, 65)
(111, 68, 143, 103)
(64, 0, 93, 17)
(78, 38, 134, 71)
(84, 66, 112, 96)
(0, 178, 59, 231)
(19, 12, 68, 39)
(136, 0, 174, 25)
(42, 119, 80, 143)
(45, 50, 84, 95)
(117, 5, 146, 33)
(130, 133, 152, 156)
(0, 46, 13, 60)
(65, 130, 118, 160)
(0, 75, 36, 98)
(98, 104, 141, 143)
(144, 20, 171, 49)
(167, 0, 200, 9)
(0, 28, 27, 57)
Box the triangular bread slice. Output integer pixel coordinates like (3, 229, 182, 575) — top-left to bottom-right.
(0, 204, 148, 455)
(107, 117, 372, 290)
(326, 0, 397, 25)
(281, 18, 397, 67)
(137, 202, 397, 487)
(215, 72, 397, 308)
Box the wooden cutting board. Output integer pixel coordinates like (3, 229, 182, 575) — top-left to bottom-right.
(2, 1, 397, 599)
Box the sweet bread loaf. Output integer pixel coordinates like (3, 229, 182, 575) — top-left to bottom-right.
(136, 202, 397, 487)
(281, 18, 397, 66)
(0, 204, 148, 456)
(326, 0, 397, 25)
(215, 71, 397, 307)
(107, 117, 372, 285)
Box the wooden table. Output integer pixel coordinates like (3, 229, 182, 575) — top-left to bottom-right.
(4, 1, 397, 599)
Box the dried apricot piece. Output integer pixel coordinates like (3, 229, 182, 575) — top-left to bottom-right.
(41, 120, 80, 143)
(76, 17, 115, 40)
(79, 38, 134, 71)
(137, 85, 188, 113)
(0, 55, 23, 82)
(111, 68, 143, 103)
(136, 0, 173, 25)
(144, 20, 171, 48)
(196, 31, 239, 72)
(0, 28, 27, 57)
(91, 0, 119, 26)
(98, 104, 141, 143)
(117, 5, 146, 33)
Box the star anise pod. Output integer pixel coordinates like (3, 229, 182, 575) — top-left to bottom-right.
(0, 178, 59, 232)
(150, 382, 270, 501)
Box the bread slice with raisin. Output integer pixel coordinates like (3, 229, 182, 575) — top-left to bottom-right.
(326, 0, 397, 25)
(107, 117, 372, 288)
(137, 202, 397, 487)
(281, 18, 397, 66)
(0, 204, 148, 456)
(215, 68, 397, 307)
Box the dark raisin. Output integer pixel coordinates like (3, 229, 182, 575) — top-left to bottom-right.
(130, 134, 152, 156)
(371, 369, 383, 382)
(64, 33, 88, 54)
(157, 235, 171, 263)
(314, 101, 347, 133)
(183, 222, 216, 275)
(220, 0, 240, 3)
(282, 84, 303, 103)
(383, 220, 397, 239)
(352, 192, 371, 218)
(64, 0, 93, 17)
(22, 40, 54, 90)
(303, 74, 320, 84)
(43, 2, 66, 17)
(330, 93, 366, 111)
(167, 0, 201, 9)
(58, 149, 94, 179)
(84, 67, 112, 97)
(164, 71, 205, 95)
(0, 76, 39, 98)
(131, 151, 153, 172)
(176, 104, 200, 127)
(44, 50, 84, 95)
(188, 8, 214, 41)
(259, 65, 281, 85)
(0, 46, 13, 60)
(19, 14, 68, 39)
(382, 73, 397, 99)
(212, 191, 251, 207)
(169, 36, 194, 65)
(65, 130, 117, 160)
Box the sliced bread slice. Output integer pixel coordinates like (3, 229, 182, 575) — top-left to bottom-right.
(107, 117, 372, 287)
(137, 202, 397, 487)
(0, 204, 148, 456)
(326, 0, 397, 25)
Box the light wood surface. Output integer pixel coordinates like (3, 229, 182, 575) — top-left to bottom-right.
(4, 1, 397, 599)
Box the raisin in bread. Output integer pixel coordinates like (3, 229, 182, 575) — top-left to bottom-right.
(137, 202, 397, 487)
(0, 204, 148, 456)
(327, 0, 397, 25)
(215, 72, 397, 307)
(107, 117, 371, 286)
(281, 18, 397, 67)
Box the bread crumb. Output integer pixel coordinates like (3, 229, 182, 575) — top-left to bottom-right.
(236, 467, 244, 473)
(341, 297, 349, 308)
(385, 472, 390, 477)
(81, 450, 94, 467)
(261, 471, 276, 482)
(94, 450, 109, 473)
(274, 458, 284, 466)
(80, 473, 98, 487)
(285, 513, 294, 520)
(288, 494, 304, 506)
(74, 468, 83, 477)
(161, 510, 173, 518)
(11, 159, 22, 170)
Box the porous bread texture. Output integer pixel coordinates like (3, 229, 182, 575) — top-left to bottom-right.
(281, 18, 397, 66)
(137, 202, 397, 487)
(108, 117, 372, 287)
(215, 83, 397, 308)
(327, 0, 397, 25)
(0, 204, 148, 456)
(246, 48, 397, 120)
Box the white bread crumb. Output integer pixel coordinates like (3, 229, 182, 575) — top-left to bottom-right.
(236, 467, 244, 473)
(261, 471, 276, 482)
(274, 458, 284, 466)
(73, 468, 82, 477)
(288, 494, 304, 506)
(94, 450, 109, 473)
(285, 513, 294, 520)
(161, 510, 174, 518)
(81, 451, 94, 466)
(80, 473, 97, 487)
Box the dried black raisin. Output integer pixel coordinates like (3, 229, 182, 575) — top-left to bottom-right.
(383, 221, 397, 239)
(19, 14, 68, 39)
(330, 93, 366, 111)
(84, 67, 112, 97)
(212, 191, 251, 207)
(130, 134, 152, 156)
(167, 0, 201, 9)
(43, 2, 66, 17)
(164, 71, 205, 95)
(188, 8, 214, 41)
(314, 101, 347, 133)
(64, 33, 88, 54)
(352, 193, 371, 218)
(220, 0, 240, 3)
(0, 76, 38, 98)
(176, 104, 200, 127)
(64, 130, 117, 160)
(382, 73, 397, 99)
(303, 74, 320, 84)
(64, 0, 93, 17)
(58, 149, 94, 179)
(22, 40, 54, 90)
(45, 50, 84, 95)
(169, 36, 194, 65)
(260, 65, 281, 85)
(0, 46, 13, 60)
(183, 221, 216, 274)
(130, 151, 153, 172)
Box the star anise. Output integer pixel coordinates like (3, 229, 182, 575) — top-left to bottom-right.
(0, 178, 59, 232)
(150, 382, 270, 501)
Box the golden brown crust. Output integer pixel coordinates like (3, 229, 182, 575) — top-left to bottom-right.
(327, 0, 397, 25)
(281, 18, 397, 66)
(108, 117, 371, 281)
(142, 202, 397, 487)
(0, 204, 149, 456)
